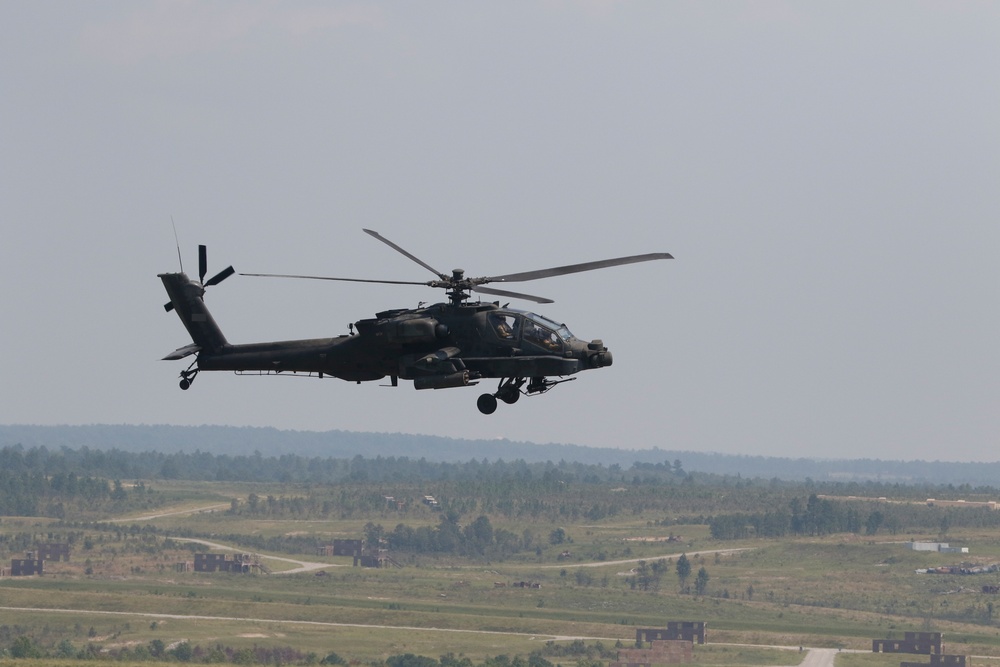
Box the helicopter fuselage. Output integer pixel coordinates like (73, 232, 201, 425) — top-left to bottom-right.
(160, 271, 612, 398)
(160, 230, 666, 414)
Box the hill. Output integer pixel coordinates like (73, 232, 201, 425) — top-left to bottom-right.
(1, 423, 997, 485)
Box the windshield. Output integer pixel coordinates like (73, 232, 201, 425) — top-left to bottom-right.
(521, 312, 574, 341)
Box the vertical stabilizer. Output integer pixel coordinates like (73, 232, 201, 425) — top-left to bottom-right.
(159, 272, 229, 352)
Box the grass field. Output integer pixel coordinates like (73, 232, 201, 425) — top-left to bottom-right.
(5, 481, 1000, 665)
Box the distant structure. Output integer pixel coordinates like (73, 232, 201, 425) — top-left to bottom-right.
(36, 542, 71, 562)
(358, 546, 398, 568)
(193, 552, 266, 574)
(872, 631, 943, 655)
(918, 564, 997, 575)
(317, 539, 364, 558)
(10, 556, 44, 576)
(3, 543, 71, 577)
(910, 542, 969, 554)
(612, 640, 693, 665)
(636, 623, 707, 645)
(5, 543, 72, 577)
(320, 537, 398, 568)
(383, 495, 406, 510)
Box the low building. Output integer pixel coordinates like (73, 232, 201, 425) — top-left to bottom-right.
(873, 631, 943, 655)
(11, 558, 44, 576)
(194, 552, 263, 574)
(909, 542, 969, 554)
(36, 542, 71, 562)
(637, 622, 707, 645)
(332, 539, 363, 557)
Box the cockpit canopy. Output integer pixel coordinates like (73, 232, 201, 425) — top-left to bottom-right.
(488, 309, 576, 353)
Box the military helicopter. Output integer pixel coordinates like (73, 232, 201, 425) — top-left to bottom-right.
(160, 229, 671, 414)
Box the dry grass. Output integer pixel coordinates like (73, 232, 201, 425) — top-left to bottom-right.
(6, 495, 1000, 664)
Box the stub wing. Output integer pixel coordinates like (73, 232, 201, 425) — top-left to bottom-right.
(162, 343, 201, 361)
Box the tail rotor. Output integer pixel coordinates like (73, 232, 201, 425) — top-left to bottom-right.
(164, 244, 235, 312)
(201, 245, 235, 286)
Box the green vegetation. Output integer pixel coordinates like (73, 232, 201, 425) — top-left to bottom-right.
(4, 444, 1000, 666)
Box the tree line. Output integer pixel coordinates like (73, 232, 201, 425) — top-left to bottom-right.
(0, 468, 148, 517)
(3, 630, 617, 666)
(708, 492, 998, 539)
(6, 444, 1000, 538)
(368, 512, 531, 559)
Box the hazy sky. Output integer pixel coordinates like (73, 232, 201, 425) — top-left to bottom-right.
(1, 2, 997, 461)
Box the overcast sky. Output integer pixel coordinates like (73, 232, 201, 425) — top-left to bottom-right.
(1, 2, 997, 462)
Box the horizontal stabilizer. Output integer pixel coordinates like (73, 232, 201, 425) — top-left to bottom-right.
(162, 343, 201, 361)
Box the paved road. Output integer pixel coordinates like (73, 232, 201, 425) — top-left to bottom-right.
(793, 648, 837, 667)
(716, 644, 858, 667)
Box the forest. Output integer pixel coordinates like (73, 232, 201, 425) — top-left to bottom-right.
(4, 444, 1000, 550)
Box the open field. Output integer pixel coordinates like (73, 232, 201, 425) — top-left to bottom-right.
(5, 479, 1000, 665)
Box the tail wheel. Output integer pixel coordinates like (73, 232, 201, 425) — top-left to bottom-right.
(178, 365, 198, 391)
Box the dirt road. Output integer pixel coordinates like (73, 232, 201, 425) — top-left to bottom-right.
(537, 547, 750, 570)
(109, 503, 231, 522)
(171, 537, 338, 574)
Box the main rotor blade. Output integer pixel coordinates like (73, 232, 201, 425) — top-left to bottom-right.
(473, 285, 554, 304)
(240, 272, 429, 286)
(487, 252, 673, 283)
(205, 265, 235, 287)
(198, 245, 208, 283)
(363, 228, 447, 280)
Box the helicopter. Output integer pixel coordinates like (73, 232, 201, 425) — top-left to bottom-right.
(160, 229, 672, 414)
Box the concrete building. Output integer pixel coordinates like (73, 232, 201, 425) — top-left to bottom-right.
(636, 623, 707, 646)
(873, 631, 943, 655)
(909, 542, 969, 554)
(10, 558, 44, 576)
(193, 552, 263, 574)
(36, 542, 70, 561)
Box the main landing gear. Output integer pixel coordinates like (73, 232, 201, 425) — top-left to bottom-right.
(178, 361, 199, 390)
(477, 376, 575, 414)
(477, 377, 523, 414)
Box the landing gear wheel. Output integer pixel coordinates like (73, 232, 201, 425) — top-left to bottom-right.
(495, 377, 525, 405)
(498, 388, 520, 405)
(477, 393, 498, 415)
(179, 363, 198, 391)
